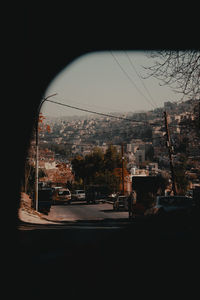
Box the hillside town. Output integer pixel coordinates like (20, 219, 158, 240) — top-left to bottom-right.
(22, 99, 200, 201)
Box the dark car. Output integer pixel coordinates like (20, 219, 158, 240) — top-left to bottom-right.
(85, 185, 110, 204)
(146, 195, 193, 218)
(38, 188, 53, 214)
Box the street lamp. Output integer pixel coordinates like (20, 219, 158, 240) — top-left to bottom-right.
(121, 143, 125, 195)
(34, 93, 57, 211)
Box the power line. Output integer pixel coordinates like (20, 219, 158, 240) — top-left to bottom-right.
(124, 51, 158, 109)
(61, 96, 125, 114)
(110, 51, 157, 110)
(45, 99, 148, 124)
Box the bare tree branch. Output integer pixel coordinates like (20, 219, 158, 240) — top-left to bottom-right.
(143, 50, 200, 100)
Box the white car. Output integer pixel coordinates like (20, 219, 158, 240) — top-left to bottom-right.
(113, 195, 128, 211)
(71, 190, 86, 201)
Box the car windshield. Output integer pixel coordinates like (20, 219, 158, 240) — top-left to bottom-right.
(58, 190, 70, 195)
(158, 197, 191, 207)
(78, 191, 85, 194)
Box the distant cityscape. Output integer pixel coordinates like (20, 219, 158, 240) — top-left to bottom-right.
(26, 99, 200, 192)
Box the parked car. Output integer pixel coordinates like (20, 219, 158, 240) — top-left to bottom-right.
(52, 187, 71, 205)
(85, 185, 110, 204)
(145, 195, 193, 218)
(38, 188, 53, 214)
(108, 193, 117, 200)
(113, 195, 128, 211)
(71, 190, 86, 202)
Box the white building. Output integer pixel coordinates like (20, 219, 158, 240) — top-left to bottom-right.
(44, 161, 57, 170)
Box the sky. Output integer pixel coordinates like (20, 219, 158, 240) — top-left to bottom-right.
(42, 51, 181, 118)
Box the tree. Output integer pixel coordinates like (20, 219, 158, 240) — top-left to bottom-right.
(175, 137, 189, 154)
(145, 145, 154, 161)
(104, 144, 121, 171)
(71, 145, 123, 191)
(191, 102, 200, 137)
(145, 50, 200, 100)
(71, 155, 85, 182)
(93, 170, 120, 193)
(85, 148, 104, 177)
(174, 164, 189, 195)
(38, 113, 51, 133)
(22, 161, 46, 196)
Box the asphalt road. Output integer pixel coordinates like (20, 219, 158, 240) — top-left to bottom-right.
(17, 201, 200, 296)
(46, 201, 129, 222)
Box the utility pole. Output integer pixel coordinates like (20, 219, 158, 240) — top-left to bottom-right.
(35, 115, 39, 211)
(121, 143, 125, 195)
(34, 93, 57, 211)
(164, 111, 177, 195)
(198, 101, 200, 130)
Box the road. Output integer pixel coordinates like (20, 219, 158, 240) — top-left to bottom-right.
(46, 200, 129, 222)
(17, 199, 200, 296)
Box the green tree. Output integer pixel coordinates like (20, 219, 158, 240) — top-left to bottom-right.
(71, 155, 85, 182)
(145, 145, 154, 161)
(22, 162, 46, 196)
(175, 137, 189, 154)
(71, 145, 122, 191)
(93, 170, 120, 193)
(174, 162, 189, 195)
(104, 145, 121, 171)
(84, 148, 104, 184)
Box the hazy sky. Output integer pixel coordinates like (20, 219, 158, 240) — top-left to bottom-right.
(42, 51, 181, 118)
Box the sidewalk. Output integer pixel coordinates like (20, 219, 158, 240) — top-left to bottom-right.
(18, 192, 58, 224)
